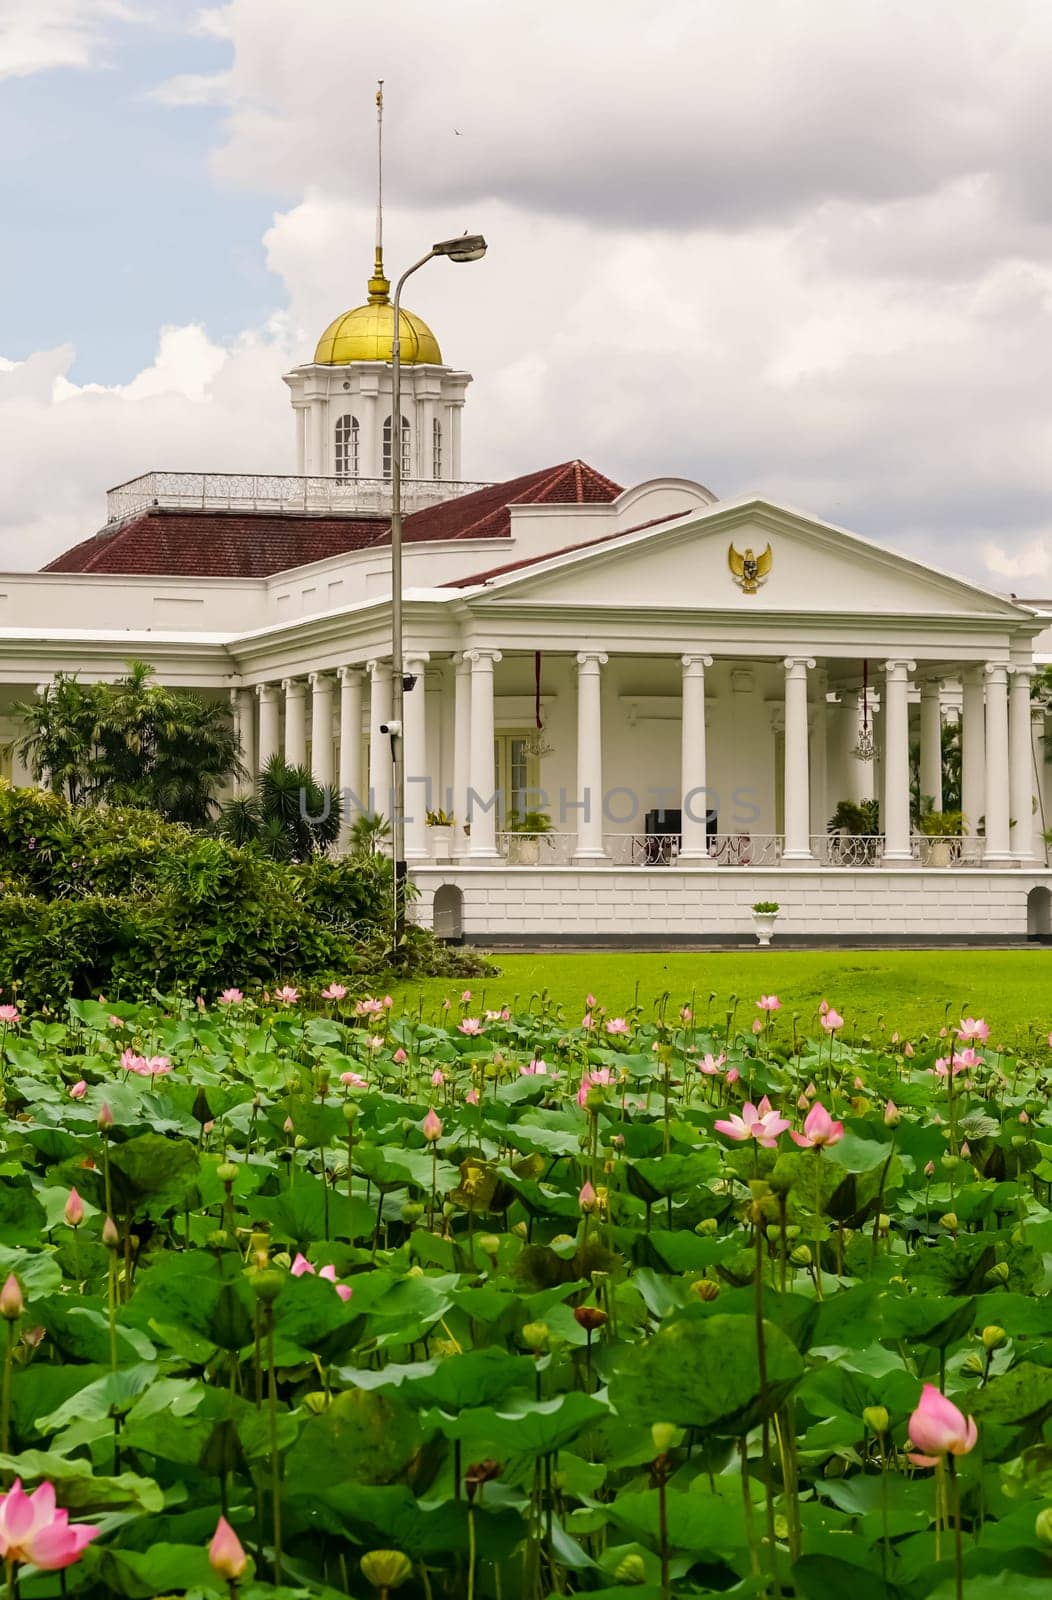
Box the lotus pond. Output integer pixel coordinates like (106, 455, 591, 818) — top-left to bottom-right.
(0, 987, 1051, 1600)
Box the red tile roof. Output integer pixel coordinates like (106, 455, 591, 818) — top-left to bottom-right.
(443, 512, 691, 588)
(42, 460, 623, 579)
(43, 511, 386, 579)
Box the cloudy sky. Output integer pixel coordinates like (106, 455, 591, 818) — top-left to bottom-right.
(3, 0, 1052, 587)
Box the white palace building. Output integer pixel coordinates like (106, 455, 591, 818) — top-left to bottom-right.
(2, 249, 1052, 945)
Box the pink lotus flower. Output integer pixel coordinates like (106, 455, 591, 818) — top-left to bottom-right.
(714, 1097, 790, 1148)
(69, 1080, 87, 1100)
(458, 1017, 482, 1036)
(577, 1067, 615, 1106)
(820, 1008, 844, 1033)
(791, 1102, 844, 1148)
(0, 1480, 99, 1571)
(0, 1005, 20, 1025)
(321, 983, 347, 1001)
(756, 995, 781, 1012)
(209, 1514, 247, 1581)
(907, 1383, 978, 1466)
(606, 1018, 630, 1035)
(97, 1104, 113, 1129)
(63, 1189, 84, 1228)
(120, 1049, 147, 1075)
(317, 1263, 352, 1302)
(884, 1100, 901, 1126)
(579, 1181, 598, 1213)
(108, 1015, 123, 1029)
(904, 1042, 915, 1058)
(422, 1108, 443, 1142)
(751, 1018, 764, 1034)
(0, 1275, 23, 1320)
(680, 1006, 692, 1021)
(339, 1070, 367, 1088)
(465, 1088, 480, 1105)
(521, 1059, 551, 1075)
(460, 990, 473, 1003)
(383, 995, 393, 1008)
(218, 988, 244, 1005)
(957, 1017, 989, 1043)
(274, 986, 299, 1005)
(698, 1052, 726, 1076)
(355, 997, 384, 1016)
(392, 1048, 407, 1064)
(431, 1068, 445, 1087)
(1019, 1110, 1030, 1124)
(581, 1012, 595, 1030)
(819, 999, 829, 1015)
(924, 1159, 936, 1177)
(289, 1253, 313, 1277)
(282, 1116, 294, 1134)
(725, 1065, 740, 1085)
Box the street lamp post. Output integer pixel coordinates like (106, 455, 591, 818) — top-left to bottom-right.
(389, 234, 487, 952)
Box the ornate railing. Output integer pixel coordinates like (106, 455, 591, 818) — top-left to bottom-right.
(813, 833, 884, 867)
(911, 835, 986, 867)
(480, 831, 992, 867)
(105, 471, 492, 526)
(496, 832, 576, 865)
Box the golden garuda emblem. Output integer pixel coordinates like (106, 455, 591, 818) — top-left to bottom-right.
(728, 541, 772, 595)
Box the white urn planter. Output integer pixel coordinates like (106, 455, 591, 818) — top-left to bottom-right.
(752, 910, 780, 947)
(509, 834, 542, 866)
(927, 838, 952, 868)
(429, 825, 454, 863)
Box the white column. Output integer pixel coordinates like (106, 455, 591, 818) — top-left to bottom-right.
(257, 684, 280, 779)
(452, 654, 472, 859)
(960, 667, 986, 840)
(984, 664, 1012, 862)
(230, 687, 255, 794)
(808, 674, 829, 838)
(573, 651, 609, 863)
(295, 407, 307, 475)
(919, 679, 943, 813)
(403, 654, 431, 862)
(836, 692, 869, 805)
(338, 667, 364, 840)
(882, 660, 915, 863)
(467, 649, 501, 860)
(368, 661, 393, 819)
(679, 654, 714, 862)
(1009, 666, 1034, 863)
(782, 657, 816, 861)
(1033, 705, 1048, 865)
(309, 399, 326, 475)
(283, 679, 307, 768)
(309, 672, 334, 788)
(450, 403, 463, 479)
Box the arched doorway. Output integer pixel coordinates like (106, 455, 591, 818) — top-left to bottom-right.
(433, 883, 464, 943)
(1027, 886, 1051, 941)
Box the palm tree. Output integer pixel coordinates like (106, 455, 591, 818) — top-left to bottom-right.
(15, 675, 107, 806)
(215, 754, 342, 861)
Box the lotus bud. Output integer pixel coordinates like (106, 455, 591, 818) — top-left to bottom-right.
(573, 1305, 608, 1332)
(250, 1268, 284, 1304)
(692, 1278, 720, 1302)
(401, 1202, 424, 1224)
(97, 1103, 113, 1129)
(981, 1325, 1007, 1352)
(986, 1261, 1010, 1284)
(942, 1154, 959, 1171)
(694, 1217, 718, 1236)
(208, 1515, 248, 1581)
(478, 1234, 500, 1258)
(863, 1405, 889, 1436)
(217, 1162, 238, 1185)
(578, 1181, 598, 1214)
(102, 1215, 119, 1249)
(0, 1275, 23, 1320)
(924, 1160, 936, 1178)
(360, 1549, 413, 1590)
(790, 1245, 812, 1268)
(939, 1212, 959, 1234)
(651, 1422, 681, 1455)
(884, 1100, 901, 1127)
(422, 1108, 442, 1142)
(282, 1116, 294, 1134)
(63, 1187, 84, 1228)
(521, 1320, 550, 1352)
(343, 1099, 360, 1124)
(293, 1134, 308, 1150)
(614, 1553, 648, 1584)
(783, 1224, 801, 1241)
(1035, 1506, 1052, 1546)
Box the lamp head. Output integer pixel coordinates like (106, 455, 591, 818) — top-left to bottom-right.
(432, 233, 488, 263)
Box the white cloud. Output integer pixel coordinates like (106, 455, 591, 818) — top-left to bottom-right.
(983, 537, 1052, 581)
(147, 67, 231, 106)
(0, 0, 136, 78)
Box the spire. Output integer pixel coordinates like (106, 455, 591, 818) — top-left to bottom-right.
(367, 79, 390, 304)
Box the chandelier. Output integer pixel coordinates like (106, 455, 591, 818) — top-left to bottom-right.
(522, 650, 553, 758)
(853, 660, 876, 761)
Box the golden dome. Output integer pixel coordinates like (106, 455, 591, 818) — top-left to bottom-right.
(313, 251, 442, 366)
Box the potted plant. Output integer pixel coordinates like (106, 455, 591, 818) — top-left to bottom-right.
(426, 808, 455, 861)
(917, 809, 964, 867)
(505, 809, 553, 865)
(752, 900, 780, 946)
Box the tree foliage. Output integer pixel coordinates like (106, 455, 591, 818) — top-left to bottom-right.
(214, 754, 341, 861)
(16, 661, 240, 826)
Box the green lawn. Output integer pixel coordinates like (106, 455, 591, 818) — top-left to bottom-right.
(390, 949, 1052, 1043)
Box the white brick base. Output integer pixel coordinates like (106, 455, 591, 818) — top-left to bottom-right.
(410, 867, 1052, 941)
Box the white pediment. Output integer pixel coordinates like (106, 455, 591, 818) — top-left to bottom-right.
(465, 498, 1026, 621)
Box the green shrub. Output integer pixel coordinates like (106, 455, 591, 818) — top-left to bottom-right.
(0, 782, 487, 1007)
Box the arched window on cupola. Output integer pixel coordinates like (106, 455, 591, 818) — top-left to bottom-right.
(382, 414, 411, 479)
(334, 414, 359, 481)
(432, 417, 443, 480)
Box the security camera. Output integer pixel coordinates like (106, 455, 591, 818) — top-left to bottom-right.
(379, 720, 402, 737)
(402, 673, 418, 692)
